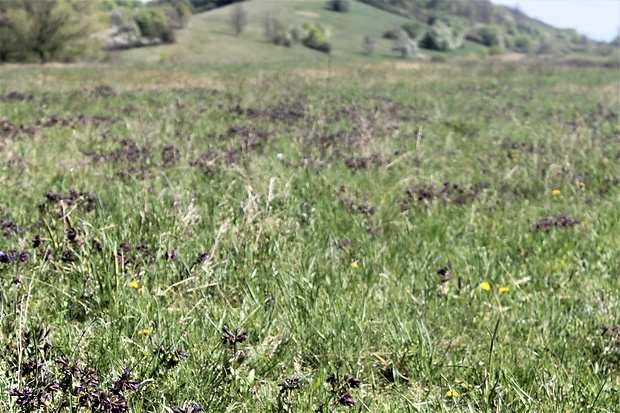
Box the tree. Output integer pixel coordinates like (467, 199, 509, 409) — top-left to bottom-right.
(476, 24, 503, 47)
(134, 7, 174, 42)
(363, 35, 376, 55)
(392, 32, 416, 58)
(420, 18, 465, 51)
(229, 3, 247, 36)
(0, 0, 103, 63)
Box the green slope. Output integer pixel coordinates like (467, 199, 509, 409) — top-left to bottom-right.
(115, 0, 486, 66)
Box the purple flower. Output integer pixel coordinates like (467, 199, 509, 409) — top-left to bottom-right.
(339, 393, 356, 408)
(19, 251, 29, 262)
(345, 373, 361, 389)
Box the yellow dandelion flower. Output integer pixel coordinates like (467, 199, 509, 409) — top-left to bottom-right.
(578, 182, 585, 188)
(499, 286, 509, 293)
(350, 262, 359, 269)
(129, 281, 140, 289)
(446, 390, 459, 397)
(137, 329, 151, 336)
(480, 282, 491, 291)
(552, 189, 561, 196)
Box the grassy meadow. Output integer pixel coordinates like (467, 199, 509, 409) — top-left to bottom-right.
(1, 59, 619, 413)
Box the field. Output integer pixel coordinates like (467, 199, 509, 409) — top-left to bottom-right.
(1, 59, 619, 413)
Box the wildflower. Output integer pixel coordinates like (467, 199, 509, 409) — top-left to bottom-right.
(61, 250, 76, 262)
(350, 261, 359, 269)
(446, 390, 459, 397)
(278, 375, 303, 393)
(222, 326, 248, 347)
(480, 282, 491, 291)
(578, 182, 586, 188)
(437, 263, 453, 282)
(338, 393, 356, 408)
(552, 189, 561, 195)
(129, 281, 140, 289)
(499, 286, 509, 293)
(345, 373, 362, 389)
(137, 330, 151, 336)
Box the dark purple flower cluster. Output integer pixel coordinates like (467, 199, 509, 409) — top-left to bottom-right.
(437, 263, 453, 282)
(172, 403, 203, 413)
(0, 249, 29, 264)
(152, 347, 189, 369)
(326, 371, 362, 409)
(52, 358, 138, 413)
(10, 383, 59, 411)
(535, 214, 581, 232)
(41, 189, 97, 214)
(278, 375, 303, 394)
(406, 180, 488, 205)
(222, 326, 248, 349)
(343, 153, 382, 171)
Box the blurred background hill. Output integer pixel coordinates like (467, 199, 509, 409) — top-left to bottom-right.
(0, 0, 618, 66)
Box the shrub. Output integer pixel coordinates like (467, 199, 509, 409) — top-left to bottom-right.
(301, 22, 330, 53)
(382, 28, 405, 40)
(430, 55, 447, 63)
(476, 24, 503, 47)
(420, 19, 464, 51)
(0, 0, 103, 63)
(514, 35, 534, 53)
(400, 20, 422, 40)
(328, 0, 350, 13)
(135, 8, 174, 42)
(392, 33, 417, 58)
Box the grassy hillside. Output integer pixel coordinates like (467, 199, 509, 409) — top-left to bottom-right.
(115, 0, 488, 65)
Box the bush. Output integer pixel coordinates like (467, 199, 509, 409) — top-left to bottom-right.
(430, 55, 447, 63)
(135, 8, 174, 42)
(514, 35, 534, 53)
(420, 19, 464, 51)
(328, 0, 350, 13)
(392, 33, 417, 58)
(382, 28, 405, 40)
(301, 22, 330, 53)
(0, 0, 104, 63)
(476, 24, 503, 47)
(401, 20, 422, 40)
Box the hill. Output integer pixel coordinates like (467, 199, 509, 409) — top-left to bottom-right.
(114, 0, 489, 65)
(113, 0, 617, 66)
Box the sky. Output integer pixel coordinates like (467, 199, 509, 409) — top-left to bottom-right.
(490, 0, 620, 42)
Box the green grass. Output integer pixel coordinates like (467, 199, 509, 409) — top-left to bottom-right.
(0, 60, 619, 412)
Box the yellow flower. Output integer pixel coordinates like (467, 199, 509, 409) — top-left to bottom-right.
(499, 286, 509, 293)
(578, 182, 586, 188)
(552, 189, 561, 196)
(137, 329, 151, 336)
(129, 281, 140, 289)
(446, 390, 459, 397)
(350, 262, 359, 269)
(480, 282, 491, 291)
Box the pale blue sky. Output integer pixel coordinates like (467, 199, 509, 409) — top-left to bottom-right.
(490, 0, 620, 42)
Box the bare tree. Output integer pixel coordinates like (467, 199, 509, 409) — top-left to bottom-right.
(363, 36, 376, 55)
(230, 3, 247, 37)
